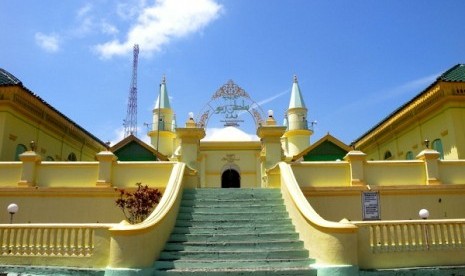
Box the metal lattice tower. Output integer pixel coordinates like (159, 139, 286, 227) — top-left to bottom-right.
(124, 44, 139, 137)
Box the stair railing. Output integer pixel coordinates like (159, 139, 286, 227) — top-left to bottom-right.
(276, 162, 358, 266)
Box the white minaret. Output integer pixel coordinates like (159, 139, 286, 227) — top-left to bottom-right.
(283, 75, 312, 156)
(148, 76, 176, 157)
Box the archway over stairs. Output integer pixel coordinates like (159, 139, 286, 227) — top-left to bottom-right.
(221, 169, 240, 188)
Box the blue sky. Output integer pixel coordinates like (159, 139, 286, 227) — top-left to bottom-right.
(2, 0, 465, 145)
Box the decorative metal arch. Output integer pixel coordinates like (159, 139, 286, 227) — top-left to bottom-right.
(196, 80, 266, 129)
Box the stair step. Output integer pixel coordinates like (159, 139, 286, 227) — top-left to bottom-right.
(175, 217, 293, 228)
(183, 188, 281, 195)
(169, 232, 299, 243)
(154, 258, 314, 270)
(153, 267, 316, 276)
(154, 188, 314, 274)
(172, 224, 295, 234)
(159, 249, 309, 260)
(176, 211, 289, 221)
(181, 190, 282, 200)
(179, 204, 286, 212)
(163, 240, 305, 251)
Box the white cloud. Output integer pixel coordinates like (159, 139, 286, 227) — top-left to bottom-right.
(101, 20, 119, 35)
(109, 126, 152, 146)
(116, 0, 149, 21)
(77, 3, 93, 19)
(95, 0, 223, 59)
(73, 3, 120, 37)
(256, 88, 289, 106)
(110, 127, 126, 146)
(35, 32, 61, 53)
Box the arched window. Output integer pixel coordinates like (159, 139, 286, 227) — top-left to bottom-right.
(405, 151, 414, 160)
(432, 139, 444, 159)
(384, 151, 392, 160)
(46, 156, 54, 161)
(67, 152, 77, 161)
(14, 144, 27, 161)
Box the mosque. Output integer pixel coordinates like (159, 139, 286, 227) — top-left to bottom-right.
(0, 64, 465, 275)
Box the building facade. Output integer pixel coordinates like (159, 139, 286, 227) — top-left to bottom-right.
(0, 69, 108, 161)
(354, 64, 465, 160)
(1, 65, 465, 274)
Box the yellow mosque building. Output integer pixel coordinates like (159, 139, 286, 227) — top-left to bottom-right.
(0, 64, 465, 275)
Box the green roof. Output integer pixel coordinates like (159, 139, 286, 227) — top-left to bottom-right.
(438, 64, 465, 82)
(0, 68, 22, 86)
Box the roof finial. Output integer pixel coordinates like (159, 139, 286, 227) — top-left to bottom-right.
(162, 74, 166, 85)
(293, 74, 298, 83)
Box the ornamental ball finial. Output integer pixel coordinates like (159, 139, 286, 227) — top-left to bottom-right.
(293, 75, 298, 83)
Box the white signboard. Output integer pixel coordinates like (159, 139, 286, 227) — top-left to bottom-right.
(362, 191, 380, 220)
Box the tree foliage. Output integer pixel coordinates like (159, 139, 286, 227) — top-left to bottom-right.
(115, 183, 162, 224)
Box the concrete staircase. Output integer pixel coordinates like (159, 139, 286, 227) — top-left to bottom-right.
(153, 188, 315, 275)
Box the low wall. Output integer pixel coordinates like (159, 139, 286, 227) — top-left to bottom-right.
(291, 161, 350, 187)
(112, 162, 174, 187)
(292, 151, 465, 220)
(0, 163, 21, 186)
(36, 162, 98, 187)
(439, 160, 465, 184)
(0, 153, 178, 223)
(364, 160, 425, 186)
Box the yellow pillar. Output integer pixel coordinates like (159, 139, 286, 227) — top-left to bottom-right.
(257, 115, 286, 187)
(96, 151, 117, 187)
(18, 151, 41, 187)
(416, 149, 441, 185)
(344, 150, 367, 186)
(175, 116, 205, 171)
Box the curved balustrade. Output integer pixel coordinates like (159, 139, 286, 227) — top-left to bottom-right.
(0, 161, 186, 269)
(355, 219, 465, 268)
(356, 219, 465, 252)
(275, 162, 358, 266)
(107, 162, 186, 268)
(0, 224, 113, 268)
(0, 224, 110, 256)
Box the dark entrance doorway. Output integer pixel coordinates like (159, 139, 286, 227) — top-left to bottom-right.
(221, 169, 240, 188)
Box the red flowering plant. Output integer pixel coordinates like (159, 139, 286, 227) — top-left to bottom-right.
(115, 183, 162, 224)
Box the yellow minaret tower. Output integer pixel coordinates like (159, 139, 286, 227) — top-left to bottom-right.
(283, 75, 312, 157)
(148, 76, 176, 157)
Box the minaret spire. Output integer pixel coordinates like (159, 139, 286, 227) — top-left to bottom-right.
(155, 75, 171, 109)
(283, 74, 312, 157)
(289, 74, 306, 109)
(149, 75, 176, 157)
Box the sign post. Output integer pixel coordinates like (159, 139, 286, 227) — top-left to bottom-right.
(362, 191, 380, 220)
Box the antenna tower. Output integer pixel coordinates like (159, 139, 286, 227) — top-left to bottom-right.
(124, 44, 139, 137)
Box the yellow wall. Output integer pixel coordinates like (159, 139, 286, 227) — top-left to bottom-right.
(1, 108, 102, 161)
(360, 83, 465, 161)
(0, 157, 176, 223)
(200, 142, 261, 188)
(292, 155, 465, 223)
(0, 86, 106, 161)
(0, 190, 123, 223)
(306, 189, 465, 222)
